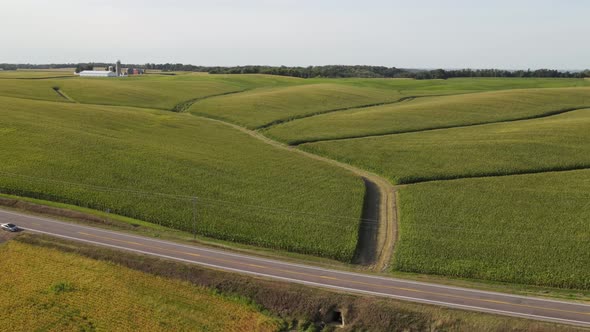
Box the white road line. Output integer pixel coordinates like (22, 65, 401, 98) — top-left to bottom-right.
(21, 227, 590, 328)
(4, 209, 589, 308)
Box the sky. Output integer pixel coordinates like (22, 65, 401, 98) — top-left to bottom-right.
(1, 0, 589, 69)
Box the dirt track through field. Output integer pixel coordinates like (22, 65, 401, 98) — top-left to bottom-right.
(288, 105, 590, 146)
(51, 87, 77, 103)
(193, 115, 398, 271)
(170, 89, 252, 112)
(255, 94, 453, 130)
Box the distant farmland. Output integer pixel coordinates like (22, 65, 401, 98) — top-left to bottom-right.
(265, 87, 590, 144)
(300, 106, 590, 184)
(1, 72, 589, 289)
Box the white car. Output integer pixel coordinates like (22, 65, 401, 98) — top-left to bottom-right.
(1, 223, 20, 232)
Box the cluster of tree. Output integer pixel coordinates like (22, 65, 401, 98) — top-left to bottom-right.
(414, 68, 589, 79)
(143, 63, 209, 72)
(74, 63, 96, 73)
(206, 66, 590, 79)
(1, 63, 588, 80)
(0, 64, 18, 70)
(207, 65, 410, 78)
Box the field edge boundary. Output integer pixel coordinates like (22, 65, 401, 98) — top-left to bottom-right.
(192, 114, 398, 271)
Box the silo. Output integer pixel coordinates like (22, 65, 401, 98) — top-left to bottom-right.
(116, 60, 121, 77)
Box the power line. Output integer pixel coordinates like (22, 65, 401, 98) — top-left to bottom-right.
(2, 172, 586, 238)
(0, 171, 380, 224)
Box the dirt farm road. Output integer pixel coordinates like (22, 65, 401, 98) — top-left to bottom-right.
(196, 115, 397, 271)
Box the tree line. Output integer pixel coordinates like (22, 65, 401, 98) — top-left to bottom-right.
(2, 63, 588, 79)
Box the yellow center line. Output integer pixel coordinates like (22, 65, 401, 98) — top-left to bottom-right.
(78, 232, 201, 258)
(76, 232, 590, 316)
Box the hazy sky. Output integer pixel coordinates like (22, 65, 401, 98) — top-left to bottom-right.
(2, 0, 589, 69)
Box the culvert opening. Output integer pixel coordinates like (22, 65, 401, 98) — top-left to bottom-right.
(328, 309, 344, 327)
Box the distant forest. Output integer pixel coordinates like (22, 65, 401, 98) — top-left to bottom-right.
(2, 63, 588, 80)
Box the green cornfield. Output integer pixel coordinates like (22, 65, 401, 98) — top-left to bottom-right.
(0, 95, 364, 261)
(394, 171, 590, 289)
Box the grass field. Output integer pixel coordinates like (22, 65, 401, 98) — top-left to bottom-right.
(0, 96, 364, 261)
(301, 108, 590, 184)
(393, 170, 590, 289)
(0, 240, 279, 332)
(265, 87, 590, 144)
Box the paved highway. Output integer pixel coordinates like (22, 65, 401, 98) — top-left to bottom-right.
(2, 209, 589, 327)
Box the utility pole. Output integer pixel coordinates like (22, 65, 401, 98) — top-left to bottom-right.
(192, 196, 197, 239)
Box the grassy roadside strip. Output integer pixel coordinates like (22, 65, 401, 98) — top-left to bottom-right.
(11, 233, 586, 332)
(3, 193, 589, 304)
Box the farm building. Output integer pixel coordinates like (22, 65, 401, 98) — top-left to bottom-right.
(79, 70, 117, 77)
(126, 68, 144, 75)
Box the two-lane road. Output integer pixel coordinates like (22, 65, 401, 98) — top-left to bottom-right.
(2, 209, 589, 327)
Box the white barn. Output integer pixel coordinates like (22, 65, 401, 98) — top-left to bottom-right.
(79, 70, 117, 77)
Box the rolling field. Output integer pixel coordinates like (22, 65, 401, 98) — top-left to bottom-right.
(188, 78, 590, 130)
(0, 96, 364, 261)
(0, 73, 301, 109)
(265, 87, 590, 144)
(0, 240, 279, 331)
(394, 170, 590, 289)
(331, 77, 590, 92)
(0, 69, 75, 79)
(2, 71, 590, 289)
(188, 83, 407, 128)
(0, 76, 241, 109)
(301, 108, 590, 184)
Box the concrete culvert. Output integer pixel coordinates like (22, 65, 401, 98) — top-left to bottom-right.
(328, 309, 344, 327)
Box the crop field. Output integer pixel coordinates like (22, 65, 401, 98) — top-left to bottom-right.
(330, 77, 590, 92)
(265, 87, 590, 144)
(0, 95, 364, 261)
(188, 78, 590, 130)
(300, 107, 590, 184)
(0, 76, 239, 109)
(188, 83, 409, 128)
(3, 72, 590, 288)
(393, 170, 590, 289)
(0, 69, 75, 79)
(0, 241, 279, 331)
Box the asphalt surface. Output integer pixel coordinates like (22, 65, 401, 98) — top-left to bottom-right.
(2, 209, 589, 327)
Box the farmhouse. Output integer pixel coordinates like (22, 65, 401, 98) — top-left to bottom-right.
(79, 60, 144, 77)
(79, 70, 118, 77)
